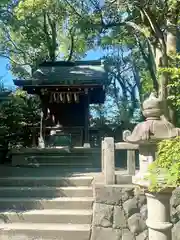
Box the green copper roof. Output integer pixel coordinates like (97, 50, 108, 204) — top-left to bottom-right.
(14, 60, 109, 87)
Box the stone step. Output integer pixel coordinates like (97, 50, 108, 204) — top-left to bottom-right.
(0, 209, 92, 224)
(0, 166, 101, 177)
(20, 155, 97, 164)
(12, 162, 101, 168)
(23, 162, 95, 167)
(0, 223, 91, 240)
(0, 186, 93, 198)
(25, 155, 93, 161)
(11, 148, 100, 156)
(0, 197, 94, 211)
(0, 176, 93, 187)
(12, 150, 101, 167)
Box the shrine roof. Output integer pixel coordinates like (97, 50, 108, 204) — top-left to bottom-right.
(13, 60, 109, 87)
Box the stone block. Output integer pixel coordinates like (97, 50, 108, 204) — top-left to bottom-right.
(171, 207, 179, 224)
(122, 229, 135, 240)
(113, 206, 127, 229)
(172, 221, 180, 240)
(135, 230, 148, 240)
(171, 189, 180, 207)
(128, 213, 147, 235)
(140, 205, 147, 220)
(116, 175, 132, 185)
(93, 203, 113, 227)
(123, 198, 139, 217)
(91, 227, 122, 240)
(137, 195, 147, 208)
(94, 184, 122, 205)
(122, 187, 134, 202)
(175, 205, 180, 218)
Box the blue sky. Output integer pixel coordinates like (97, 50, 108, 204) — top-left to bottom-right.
(0, 49, 104, 89)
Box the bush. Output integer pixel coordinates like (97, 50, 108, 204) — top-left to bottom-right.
(147, 137, 180, 192)
(0, 89, 40, 148)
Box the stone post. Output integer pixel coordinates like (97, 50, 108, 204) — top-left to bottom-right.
(133, 145, 156, 185)
(127, 150, 136, 175)
(101, 140, 105, 173)
(103, 137, 115, 185)
(146, 191, 173, 240)
(123, 130, 136, 175)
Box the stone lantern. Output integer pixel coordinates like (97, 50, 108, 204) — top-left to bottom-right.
(123, 93, 180, 240)
(124, 92, 180, 185)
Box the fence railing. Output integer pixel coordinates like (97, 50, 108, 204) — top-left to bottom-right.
(102, 137, 139, 184)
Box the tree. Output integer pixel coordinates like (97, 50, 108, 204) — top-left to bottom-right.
(107, 0, 180, 120)
(0, 0, 96, 78)
(0, 88, 41, 147)
(66, 0, 180, 120)
(103, 46, 141, 123)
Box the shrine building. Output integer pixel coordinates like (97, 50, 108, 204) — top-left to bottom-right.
(13, 60, 109, 147)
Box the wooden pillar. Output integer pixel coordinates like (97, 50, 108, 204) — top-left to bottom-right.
(84, 88, 90, 147)
(38, 110, 45, 148)
(38, 99, 46, 148)
(32, 127, 36, 147)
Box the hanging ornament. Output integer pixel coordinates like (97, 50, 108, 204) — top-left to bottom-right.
(53, 92, 56, 102)
(67, 93, 72, 103)
(85, 88, 88, 95)
(59, 93, 63, 102)
(61, 93, 66, 103)
(56, 92, 60, 103)
(74, 93, 79, 103)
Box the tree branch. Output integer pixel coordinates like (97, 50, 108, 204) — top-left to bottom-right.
(47, 13, 57, 61)
(2, 27, 29, 60)
(63, 0, 85, 19)
(136, 36, 158, 92)
(67, 28, 75, 61)
(43, 11, 52, 61)
(140, 8, 166, 53)
(0, 54, 29, 67)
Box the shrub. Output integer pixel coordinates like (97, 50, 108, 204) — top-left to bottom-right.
(147, 137, 180, 192)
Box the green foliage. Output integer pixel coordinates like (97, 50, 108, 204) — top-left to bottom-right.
(166, 54, 180, 109)
(0, 89, 41, 147)
(0, 0, 96, 78)
(147, 137, 180, 192)
(0, 0, 9, 6)
(0, 0, 180, 145)
(157, 54, 180, 125)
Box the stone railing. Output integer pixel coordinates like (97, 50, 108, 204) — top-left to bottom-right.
(101, 137, 138, 185)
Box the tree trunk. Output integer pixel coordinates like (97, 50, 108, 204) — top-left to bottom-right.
(154, 47, 169, 120)
(166, 23, 177, 124)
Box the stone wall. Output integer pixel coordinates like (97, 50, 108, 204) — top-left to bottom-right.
(91, 184, 180, 240)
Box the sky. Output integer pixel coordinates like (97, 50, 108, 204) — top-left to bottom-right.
(0, 48, 104, 89)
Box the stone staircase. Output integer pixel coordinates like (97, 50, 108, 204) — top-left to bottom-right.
(0, 148, 99, 240)
(11, 148, 101, 170)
